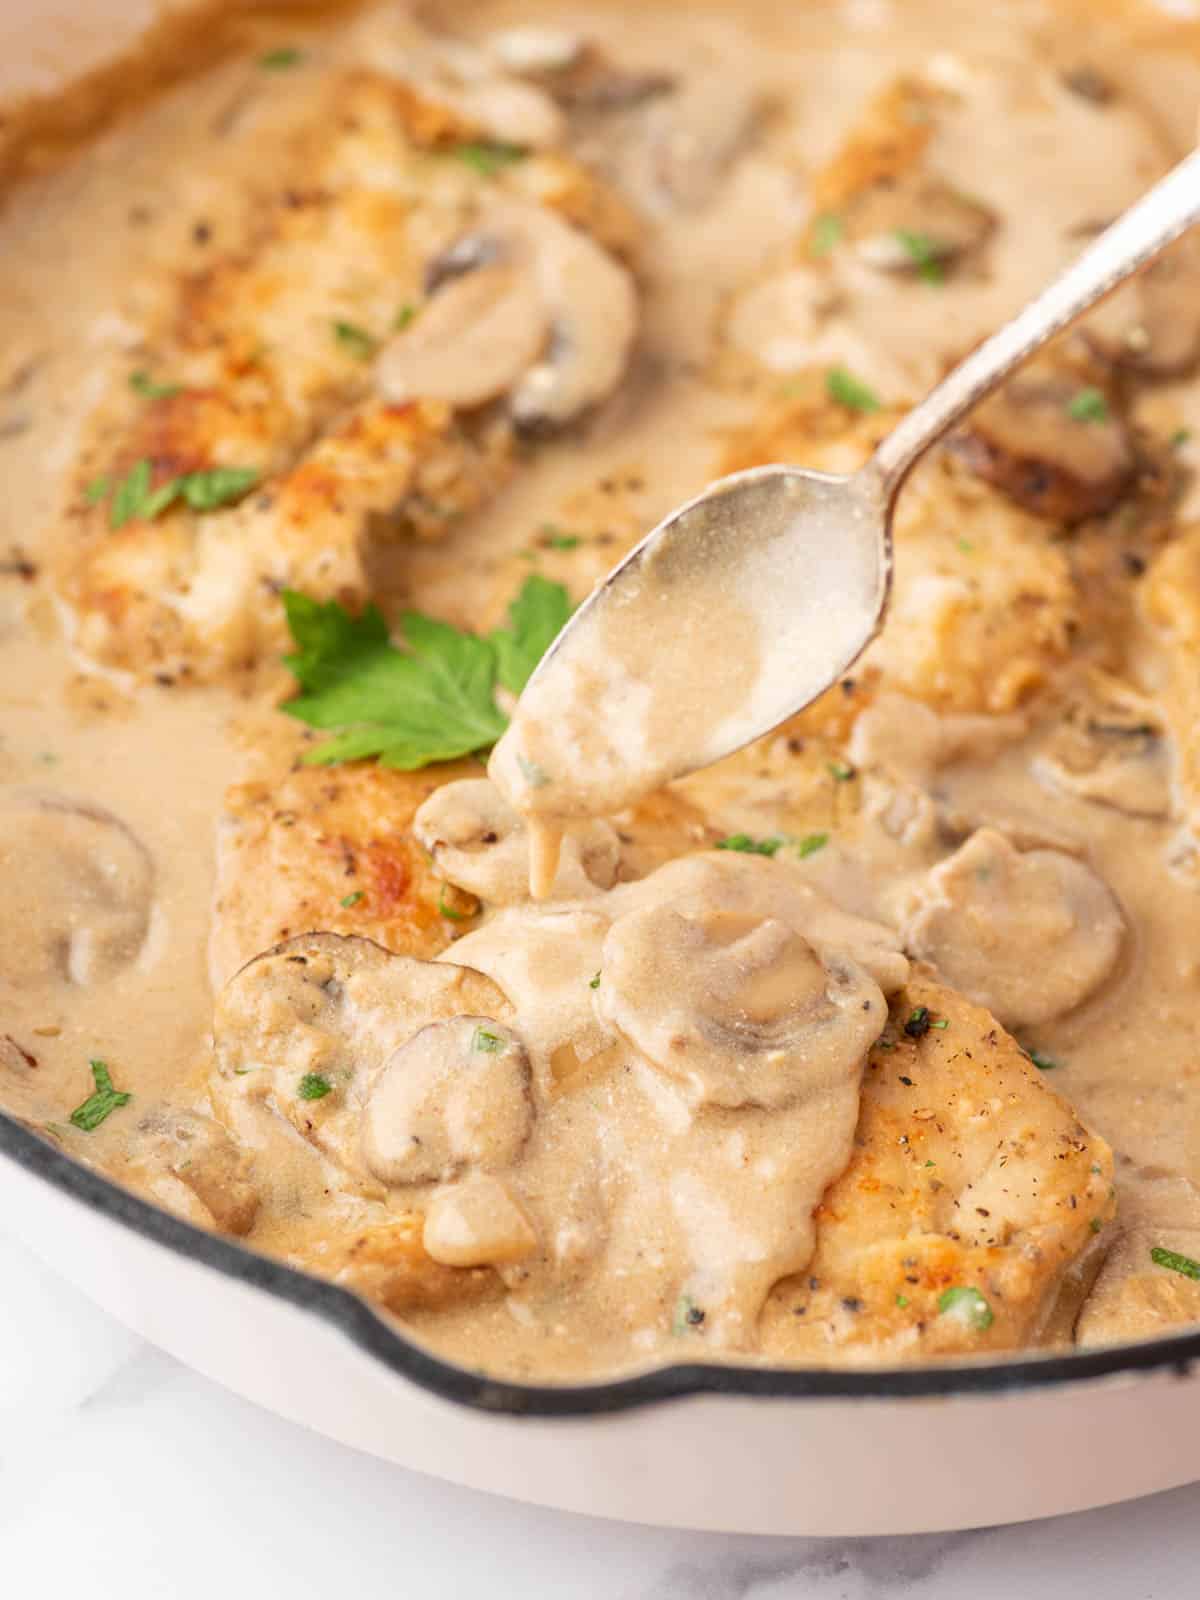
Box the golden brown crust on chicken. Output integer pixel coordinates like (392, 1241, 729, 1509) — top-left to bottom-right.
(760, 974, 1114, 1363)
(210, 734, 481, 988)
(291, 1215, 497, 1316)
(55, 68, 638, 683)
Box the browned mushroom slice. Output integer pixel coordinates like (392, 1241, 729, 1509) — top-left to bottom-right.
(490, 30, 673, 112)
(951, 376, 1135, 522)
(0, 793, 154, 990)
(1082, 231, 1200, 377)
(845, 176, 996, 278)
(127, 1110, 260, 1236)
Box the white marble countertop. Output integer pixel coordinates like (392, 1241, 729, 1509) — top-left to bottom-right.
(2, 1226, 1197, 1598)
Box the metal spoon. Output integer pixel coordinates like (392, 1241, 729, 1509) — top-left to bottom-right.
(492, 148, 1200, 825)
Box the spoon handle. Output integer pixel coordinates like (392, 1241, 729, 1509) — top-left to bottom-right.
(868, 145, 1200, 499)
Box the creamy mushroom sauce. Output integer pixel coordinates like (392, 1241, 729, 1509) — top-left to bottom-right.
(2, 0, 1200, 1382)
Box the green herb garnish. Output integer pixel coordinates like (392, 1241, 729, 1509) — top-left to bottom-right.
(490, 573, 572, 695)
(827, 759, 856, 781)
(541, 526, 582, 551)
(894, 229, 945, 284)
(895, 1293, 910, 1308)
(1026, 1048, 1060, 1071)
(809, 212, 844, 257)
(715, 833, 784, 857)
(930, 1018, 949, 1030)
(1171, 427, 1192, 448)
(333, 320, 377, 360)
(1150, 1246, 1200, 1280)
(437, 884, 470, 922)
(937, 1285, 994, 1331)
(394, 304, 418, 331)
(453, 141, 527, 177)
(69, 1060, 132, 1132)
(339, 890, 364, 908)
(472, 1027, 505, 1054)
(826, 367, 881, 414)
(84, 476, 111, 504)
(260, 47, 304, 70)
(904, 1006, 931, 1039)
(1067, 387, 1109, 424)
(99, 458, 259, 528)
(794, 832, 829, 859)
(589, 972, 601, 990)
(298, 1073, 332, 1101)
(1090, 1218, 1103, 1233)
(129, 370, 181, 400)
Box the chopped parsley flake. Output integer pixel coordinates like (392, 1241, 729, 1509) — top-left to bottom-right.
(827, 759, 856, 782)
(453, 141, 527, 177)
(1090, 1217, 1103, 1233)
(794, 832, 830, 859)
(298, 1073, 333, 1101)
(715, 833, 783, 857)
(1171, 427, 1192, 448)
(394, 304, 418, 331)
(895, 1293, 910, 1308)
(333, 320, 377, 360)
(894, 228, 945, 284)
(84, 476, 111, 504)
(472, 1027, 505, 1054)
(281, 575, 571, 770)
(808, 212, 844, 257)
(1025, 1048, 1060, 1071)
(339, 890, 364, 908)
(826, 367, 881, 414)
(589, 972, 601, 990)
(69, 1059, 132, 1132)
(1150, 1246, 1200, 1281)
(437, 884, 470, 922)
(904, 1006, 932, 1039)
(937, 1285, 994, 1331)
(541, 526, 582, 551)
(1067, 387, 1109, 424)
(129, 370, 181, 400)
(260, 47, 304, 69)
(930, 1018, 949, 1030)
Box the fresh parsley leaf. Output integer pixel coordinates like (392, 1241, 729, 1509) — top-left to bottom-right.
(129, 370, 181, 400)
(1171, 427, 1192, 448)
(1067, 387, 1109, 423)
(333, 320, 376, 360)
(438, 883, 470, 922)
(453, 141, 526, 177)
(540, 525, 581, 551)
(69, 1059, 131, 1132)
(904, 1006, 932, 1038)
(394, 304, 418, 332)
(340, 890, 364, 908)
(715, 833, 784, 857)
(808, 212, 844, 257)
(937, 1285, 993, 1331)
(589, 972, 601, 989)
(1150, 1246, 1200, 1280)
(827, 367, 881, 414)
(84, 476, 111, 504)
(489, 573, 572, 695)
(282, 592, 507, 768)
(282, 576, 571, 769)
(894, 228, 945, 284)
(109, 459, 153, 530)
(895, 1293, 910, 1308)
(298, 1072, 333, 1101)
(260, 47, 304, 69)
(179, 466, 259, 511)
(472, 1027, 506, 1053)
(828, 759, 856, 781)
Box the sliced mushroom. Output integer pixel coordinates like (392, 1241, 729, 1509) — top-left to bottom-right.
(1082, 230, 1200, 377)
(133, 1109, 259, 1236)
(493, 32, 674, 112)
(845, 177, 996, 277)
(506, 204, 638, 430)
(1033, 682, 1170, 819)
(950, 374, 1135, 522)
(413, 778, 619, 903)
(0, 793, 153, 989)
(598, 853, 901, 1109)
(361, 1015, 532, 1185)
(380, 201, 638, 429)
(423, 1173, 538, 1267)
(635, 74, 764, 212)
(377, 242, 549, 409)
(213, 933, 513, 1186)
(902, 828, 1125, 1029)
